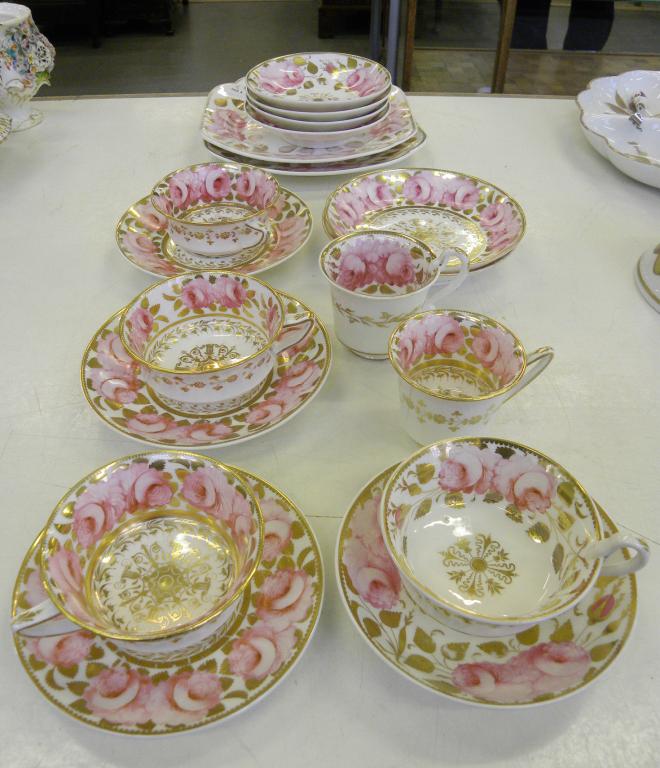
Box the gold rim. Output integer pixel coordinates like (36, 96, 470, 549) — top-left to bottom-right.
(380, 437, 602, 624)
(319, 229, 447, 300)
(117, 270, 286, 375)
(245, 51, 391, 107)
(387, 308, 528, 402)
(321, 168, 527, 260)
(37, 450, 265, 643)
(576, 76, 660, 169)
(637, 260, 660, 305)
(150, 161, 281, 225)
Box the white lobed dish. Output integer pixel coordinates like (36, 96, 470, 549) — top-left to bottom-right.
(577, 70, 660, 189)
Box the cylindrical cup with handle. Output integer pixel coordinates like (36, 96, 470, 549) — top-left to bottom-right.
(11, 452, 264, 661)
(118, 271, 313, 415)
(388, 309, 553, 442)
(320, 231, 469, 359)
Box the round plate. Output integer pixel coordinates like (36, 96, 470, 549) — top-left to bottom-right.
(12, 465, 323, 735)
(202, 80, 416, 165)
(635, 244, 660, 312)
(81, 292, 331, 449)
(247, 89, 390, 122)
(336, 464, 636, 708)
(204, 128, 427, 178)
(246, 52, 390, 111)
(116, 187, 312, 278)
(245, 95, 388, 131)
(323, 168, 526, 271)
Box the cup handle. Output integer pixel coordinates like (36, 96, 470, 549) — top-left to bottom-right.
(502, 346, 554, 404)
(274, 310, 314, 355)
(424, 247, 470, 306)
(12, 597, 79, 638)
(583, 532, 650, 578)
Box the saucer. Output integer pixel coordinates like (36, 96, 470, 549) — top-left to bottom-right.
(635, 244, 660, 312)
(116, 187, 312, 279)
(202, 79, 417, 165)
(323, 169, 526, 271)
(336, 464, 636, 708)
(12, 467, 323, 735)
(204, 127, 427, 177)
(81, 292, 331, 448)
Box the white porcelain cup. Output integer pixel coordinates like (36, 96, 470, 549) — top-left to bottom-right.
(119, 271, 313, 415)
(11, 452, 264, 661)
(389, 309, 553, 442)
(320, 231, 469, 359)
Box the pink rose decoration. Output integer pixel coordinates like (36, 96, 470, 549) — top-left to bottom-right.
(258, 60, 305, 94)
(235, 169, 277, 209)
(73, 480, 127, 547)
(421, 314, 464, 355)
(333, 190, 368, 229)
(122, 231, 158, 258)
(402, 171, 443, 205)
(397, 319, 427, 370)
(261, 498, 293, 561)
(493, 454, 558, 514)
(588, 594, 616, 622)
(125, 412, 177, 436)
(83, 667, 153, 724)
(383, 247, 415, 287)
(113, 463, 173, 511)
(211, 275, 247, 308)
(472, 327, 519, 385)
(210, 109, 247, 142)
(96, 332, 135, 370)
(149, 671, 222, 725)
(181, 276, 215, 309)
(127, 307, 154, 350)
(27, 631, 94, 667)
(346, 66, 384, 98)
(480, 202, 521, 251)
(48, 548, 83, 596)
(179, 422, 233, 443)
(452, 660, 534, 704)
(25, 569, 48, 606)
(256, 569, 313, 631)
(91, 369, 141, 405)
(136, 203, 167, 232)
(168, 170, 194, 209)
(438, 446, 501, 495)
(359, 179, 394, 209)
(440, 178, 480, 210)
(204, 166, 231, 200)
(336, 249, 368, 291)
(245, 397, 288, 426)
(228, 622, 296, 680)
(182, 467, 253, 536)
(275, 361, 321, 400)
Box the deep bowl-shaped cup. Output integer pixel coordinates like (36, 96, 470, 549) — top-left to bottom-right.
(388, 309, 554, 442)
(150, 162, 280, 264)
(380, 438, 649, 635)
(320, 231, 469, 359)
(11, 452, 264, 661)
(118, 271, 313, 415)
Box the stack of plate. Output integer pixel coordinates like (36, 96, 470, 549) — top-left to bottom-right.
(202, 52, 426, 176)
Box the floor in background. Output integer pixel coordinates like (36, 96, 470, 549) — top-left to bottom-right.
(411, 48, 660, 94)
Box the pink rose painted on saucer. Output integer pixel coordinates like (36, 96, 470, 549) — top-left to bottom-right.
(83, 667, 153, 724)
(228, 622, 296, 680)
(480, 202, 522, 251)
(257, 59, 305, 94)
(210, 108, 248, 142)
(26, 631, 94, 668)
(261, 498, 293, 561)
(149, 671, 223, 725)
(256, 569, 313, 631)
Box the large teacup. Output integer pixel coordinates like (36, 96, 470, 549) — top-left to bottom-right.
(380, 438, 649, 636)
(11, 452, 264, 661)
(388, 309, 553, 443)
(118, 271, 313, 415)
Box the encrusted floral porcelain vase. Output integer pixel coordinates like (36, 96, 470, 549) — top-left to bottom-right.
(0, 3, 54, 133)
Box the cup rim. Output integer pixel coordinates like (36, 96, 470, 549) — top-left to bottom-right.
(150, 161, 281, 227)
(388, 308, 528, 401)
(118, 270, 286, 376)
(319, 229, 451, 300)
(381, 437, 603, 625)
(38, 450, 265, 643)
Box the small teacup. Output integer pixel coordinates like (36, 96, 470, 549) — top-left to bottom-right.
(150, 162, 280, 266)
(381, 438, 649, 636)
(11, 452, 264, 661)
(118, 271, 313, 415)
(389, 309, 553, 443)
(319, 231, 469, 359)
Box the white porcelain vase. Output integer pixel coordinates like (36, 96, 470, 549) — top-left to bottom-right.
(0, 3, 55, 133)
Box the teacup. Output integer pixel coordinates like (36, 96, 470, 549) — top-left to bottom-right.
(319, 231, 469, 359)
(150, 162, 280, 266)
(118, 271, 313, 415)
(11, 452, 264, 661)
(381, 438, 649, 636)
(388, 309, 553, 443)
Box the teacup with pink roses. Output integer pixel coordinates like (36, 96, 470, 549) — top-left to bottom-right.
(388, 309, 554, 443)
(151, 162, 280, 264)
(118, 271, 313, 415)
(12, 452, 264, 661)
(320, 231, 468, 359)
(380, 438, 649, 635)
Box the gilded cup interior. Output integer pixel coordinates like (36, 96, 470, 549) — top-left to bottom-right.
(39, 452, 263, 642)
(389, 310, 526, 400)
(381, 438, 602, 624)
(151, 162, 280, 226)
(119, 271, 285, 375)
(320, 231, 439, 298)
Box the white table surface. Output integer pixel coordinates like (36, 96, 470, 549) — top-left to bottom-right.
(1, 93, 659, 768)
